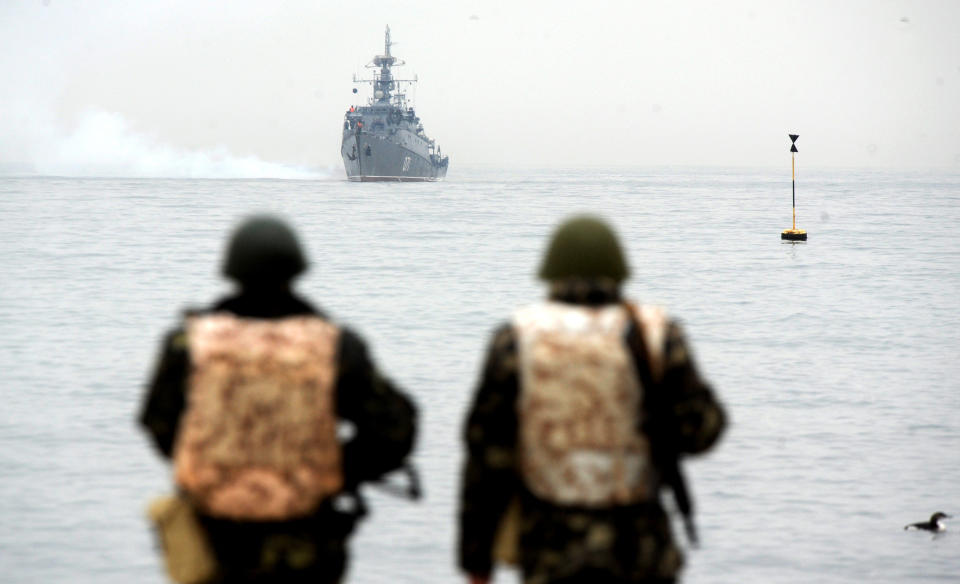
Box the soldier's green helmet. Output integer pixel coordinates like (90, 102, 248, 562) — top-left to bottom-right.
(538, 215, 630, 282)
(223, 215, 307, 285)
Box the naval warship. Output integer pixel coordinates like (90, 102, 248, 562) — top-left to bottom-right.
(341, 26, 448, 181)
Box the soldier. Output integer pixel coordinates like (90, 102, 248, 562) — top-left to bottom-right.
(141, 215, 416, 583)
(458, 215, 725, 584)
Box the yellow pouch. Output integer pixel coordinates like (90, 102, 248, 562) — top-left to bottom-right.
(492, 497, 521, 566)
(147, 495, 218, 584)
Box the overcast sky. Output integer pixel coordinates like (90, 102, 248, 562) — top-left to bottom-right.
(1, 0, 958, 176)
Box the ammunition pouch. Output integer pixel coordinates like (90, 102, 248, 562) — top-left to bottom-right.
(147, 494, 217, 584)
(492, 497, 522, 566)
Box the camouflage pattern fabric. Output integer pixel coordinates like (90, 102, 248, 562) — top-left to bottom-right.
(175, 314, 342, 521)
(459, 282, 725, 583)
(513, 302, 654, 506)
(517, 494, 681, 584)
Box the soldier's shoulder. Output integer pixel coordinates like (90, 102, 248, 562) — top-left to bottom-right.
(630, 302, 669, 322)
(160, 325, 189, 352)
(336, 324, 367, 348)
(490, 321, 517, 351)
(334, 324, 375, 369)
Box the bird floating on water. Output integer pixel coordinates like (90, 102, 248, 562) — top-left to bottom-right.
(904, 512, 951, 532)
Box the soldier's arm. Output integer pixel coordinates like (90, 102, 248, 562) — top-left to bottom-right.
(458, 324, 522, 578)
(658, 321, 726, 455)
(335, 328, 417, 490)
(139, 328, 189, 459)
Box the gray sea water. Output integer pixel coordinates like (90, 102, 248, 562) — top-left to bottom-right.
(1, 167, 958, 583)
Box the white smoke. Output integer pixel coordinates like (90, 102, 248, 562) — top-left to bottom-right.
(1, 107, 329, 179)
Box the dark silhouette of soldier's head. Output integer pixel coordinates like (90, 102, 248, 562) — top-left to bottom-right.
(223, 215, 307, 290)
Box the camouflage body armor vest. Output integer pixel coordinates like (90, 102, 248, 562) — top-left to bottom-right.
(513, 302, 667, 507)
(174, 313, 342, 521)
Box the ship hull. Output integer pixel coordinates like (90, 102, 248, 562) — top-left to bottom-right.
(341, 131, 447, 182)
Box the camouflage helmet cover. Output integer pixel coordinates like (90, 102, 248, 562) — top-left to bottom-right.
(538, 215, 630, 282)
(223, 215, 307, 284)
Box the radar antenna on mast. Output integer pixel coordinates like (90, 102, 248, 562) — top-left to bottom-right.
(353, 25, 417, 107)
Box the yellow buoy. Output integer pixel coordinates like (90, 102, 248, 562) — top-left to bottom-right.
(781, 134, 807, 241)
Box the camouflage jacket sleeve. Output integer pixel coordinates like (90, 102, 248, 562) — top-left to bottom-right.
(335, 327, 417, 489)
(634, 319, 726, 457)
(138, 325, 418, 490)
(458, 323, 522, 577)
(140, 328, 189, 458)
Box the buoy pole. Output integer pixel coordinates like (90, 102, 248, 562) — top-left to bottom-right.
(781, 133, 807, 241)
(792, 152, 796, 230)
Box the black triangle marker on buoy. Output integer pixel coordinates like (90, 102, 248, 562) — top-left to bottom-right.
(781, 134, 807, 241)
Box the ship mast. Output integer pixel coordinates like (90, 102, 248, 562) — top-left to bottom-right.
(372, 26, 397, 102)
(353, 25, 415, 108)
